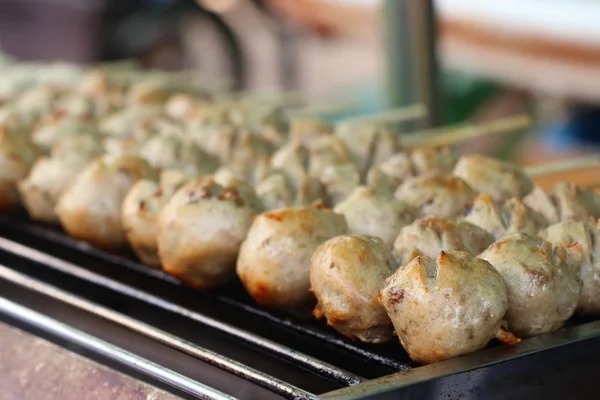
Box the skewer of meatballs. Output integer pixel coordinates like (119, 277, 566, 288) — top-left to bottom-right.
(2, 60, 600, 367)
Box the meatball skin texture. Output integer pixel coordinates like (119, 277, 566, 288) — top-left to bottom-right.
(479, 233, 582, 337)
(334, 186, 416, 249)
(540, 219, 600, 316)
(395, 175, 476, 219)
(463, 194, 548, 240)
(122, 170, 191, 268)
(380, 251, 510, 364)
(453, 154, 532, 202)
(310, 235, 396, 343)
(56, 154, 157, 250)
(0, 127, 39, 211)
(157, 177, 259, 289)
(393, 217, 494, 265)
(236, 206, 348, 314)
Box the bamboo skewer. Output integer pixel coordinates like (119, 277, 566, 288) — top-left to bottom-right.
(285, 99, 361, 118)
(334, 103, 428, 126)
(402, 114, 532, 148)
(525, 154, 600, 178)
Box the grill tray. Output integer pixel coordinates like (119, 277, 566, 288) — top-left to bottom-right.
(3, 213, 600, 399)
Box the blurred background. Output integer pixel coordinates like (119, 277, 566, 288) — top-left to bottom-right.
(0, 0, 599, 186)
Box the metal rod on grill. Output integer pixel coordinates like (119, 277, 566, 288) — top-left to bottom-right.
(0, 238, 365, 386)
(0, 296, 235, 400)
(0, 264, 318, 400)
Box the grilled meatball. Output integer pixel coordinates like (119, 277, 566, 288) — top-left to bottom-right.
(410, 146, 457, 177)
(289, 117, 332, 147)
(255, 173, 294, 210)
(19, 136, 103, 223)
(310, 235, 396, 343)
(308, 136, 352, 177)
(364, 167, 399, 194)
(453, 154, 533, 202)
(366, 152, 413, 189)
(138, 135, 219, 175)
(523, 186, 559, 224)
(463, 194, 548, 239)
(55, 154, 157, 250)
(122, 170, 191, 268)
(320, 163, 361, 206)
(212, 175, 265, 213)
(237, 205, 348, 315)
(270, 140, 309, 187)
(395, 175, 476, 219)
(0, 127, 39, 211)
(157, 177, 260, 288)
(392, 217, 494, 265)
(334, 122, 399, 177)
(380, 251, 515, 364)
(540, 219, 600, 316)
(479, 233, 581, 337)
(366, 146, 457, 191)
(524, 183, 600, 224)
(334, 186, 416, 249)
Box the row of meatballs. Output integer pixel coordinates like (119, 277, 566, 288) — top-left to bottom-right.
(1, 63, 600, 365)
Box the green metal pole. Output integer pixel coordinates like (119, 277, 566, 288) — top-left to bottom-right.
(382, 0, 441, 130)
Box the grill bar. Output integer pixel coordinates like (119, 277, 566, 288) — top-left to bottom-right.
(0, 264, 318, 400)
(0, 237, 365, 386)
(0, 296, 235, 400)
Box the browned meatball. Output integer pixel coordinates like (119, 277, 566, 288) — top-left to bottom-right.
(395, 175, 476, 219)
(380, 251, 514, 364)
(308, 136, 352, 177)
(479, 233, 581, 337)
(122, 170, 192, 268)
(334, 122, 399, 178)
(410, 146, 458, 177)
(334, 186, 416, 249)
(525, 183, 600, 224)
(540, 219, 600, 316)
(157, 177, 261, 289)
(453, 154, 533, 202)
(369, 152, 413, 187)
(463, 193, 548, 239)
(320, 163, 361, 206)
(270, 140, 309, 187)
(392, 217, 494, 265)
(236, 205, 348, 315)
(56, 154, 157, 250)
(310, 235, 396, 343)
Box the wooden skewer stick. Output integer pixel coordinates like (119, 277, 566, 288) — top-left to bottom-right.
(335, 103, 428, 126)
(402, 114, 532, 148)
(285, 99, 361, 118)
(525, 155, 600, 178)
